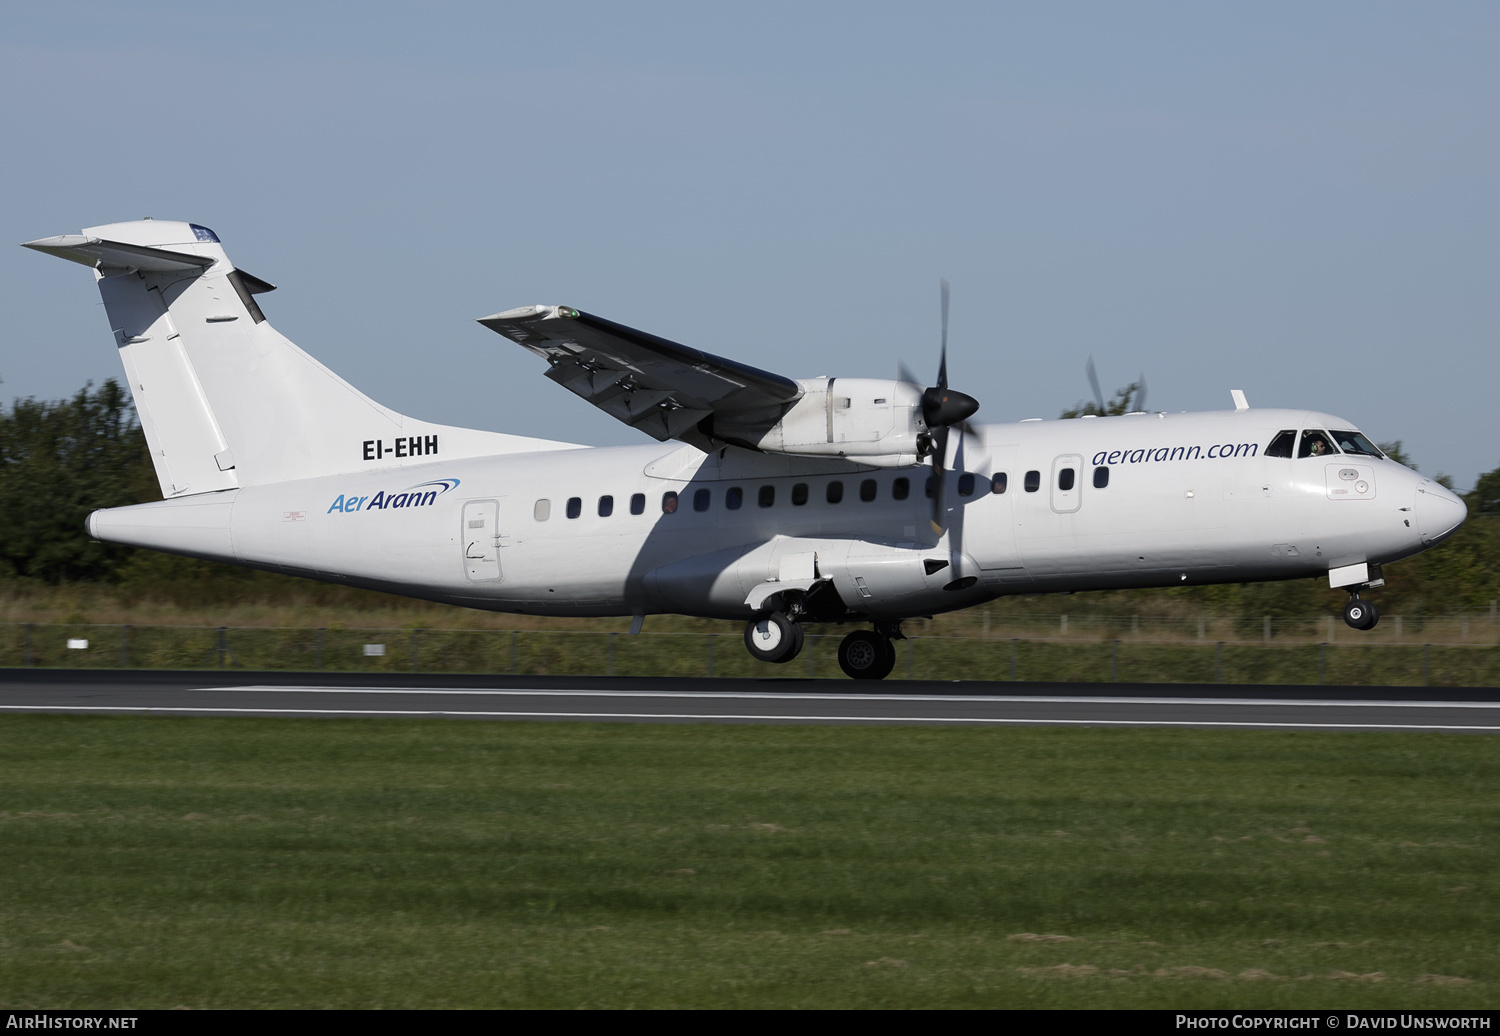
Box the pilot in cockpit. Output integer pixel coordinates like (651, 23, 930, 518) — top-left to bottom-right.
(1299, 429, 1337, 458)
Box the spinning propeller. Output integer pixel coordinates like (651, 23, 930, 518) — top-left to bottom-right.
(1086, 355, 1148, 415)
(899, 279, 981, 533)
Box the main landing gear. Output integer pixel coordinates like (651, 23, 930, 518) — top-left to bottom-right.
(837, 629, 897, 681)
(741, 611, 902, 680)
(1342, 594, 1380, 631)
(743, 611, 804, 664)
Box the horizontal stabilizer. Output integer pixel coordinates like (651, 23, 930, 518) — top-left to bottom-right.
(22, 235, 216, 274)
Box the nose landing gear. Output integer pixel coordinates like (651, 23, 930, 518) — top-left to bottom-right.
(1342, 594, 1380, 631)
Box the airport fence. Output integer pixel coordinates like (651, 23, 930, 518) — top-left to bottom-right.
(1, 619, 1497, 686)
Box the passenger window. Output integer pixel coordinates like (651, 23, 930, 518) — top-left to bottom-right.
(991, 472, 1008, 494)
(661, 491, 678, 514)
(860, 479, 877, 502)
(826, 481, 844, 504)
(693, 488, 711, 512)
(598, 495, 613, 517)
(1058, 468, 1075, 491)
(1024, 470, 1040, 492)
(1298, 430, 1338, 458)
(533, 499, 551, 521)
(758, 485, 775, 508)
(1093, 466, 1109, 489)
(792, 483, 809, 506)
(726, 486, 743, 510)
(958, 472, 976, 497)
(893, 477, 910, 500)
(1265, 429, 1296, 458)
(566, 497, 582, 519)
(630, 493, 645, 515)
(924, 476, 935, 499)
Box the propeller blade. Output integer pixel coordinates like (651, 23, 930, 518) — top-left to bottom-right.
(929, 424, 950, 533)
(1135, 372, 1148, 413)
(898, 361, 922, 387)
(938, 279, 950, 389)
(1086, 355, 1105, 413)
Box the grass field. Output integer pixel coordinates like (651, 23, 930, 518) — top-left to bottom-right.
(1, 715, 1496, 1008)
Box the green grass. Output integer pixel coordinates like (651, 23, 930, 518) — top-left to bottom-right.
(4, 621, 1497, 685)
(0, 715, 1496, 1008)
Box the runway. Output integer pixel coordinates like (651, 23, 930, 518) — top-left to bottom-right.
(2, 669, 1498, 731)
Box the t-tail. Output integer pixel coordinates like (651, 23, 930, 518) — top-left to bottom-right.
(24, 219, 575, 499)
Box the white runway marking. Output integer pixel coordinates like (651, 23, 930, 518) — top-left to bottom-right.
(206, 685, 1500, 711)
(0, 703, 1496, 731)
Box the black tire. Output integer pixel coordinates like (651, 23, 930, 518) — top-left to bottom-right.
(839, 630, 896, 680)
(1343, 599, 1379, 631)
(744, 612, 802, 664)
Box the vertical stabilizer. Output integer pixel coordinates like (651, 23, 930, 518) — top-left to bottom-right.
(24, 220, 577, 497)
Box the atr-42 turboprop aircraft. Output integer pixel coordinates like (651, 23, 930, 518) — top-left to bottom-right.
(24, 220, 1469, 679)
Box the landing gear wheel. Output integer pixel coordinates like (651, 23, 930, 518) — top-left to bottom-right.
(1342, 598, 1380, 631)
(744, 611, 803, 664)
(838, 630, 896, 681)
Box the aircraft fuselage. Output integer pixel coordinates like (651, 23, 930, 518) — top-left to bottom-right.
(89, 406, 1466, 624)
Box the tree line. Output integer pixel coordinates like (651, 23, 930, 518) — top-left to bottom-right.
(0, 381, 1496, 616)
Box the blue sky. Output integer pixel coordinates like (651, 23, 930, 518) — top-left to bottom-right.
(4, 1, 1496, 487)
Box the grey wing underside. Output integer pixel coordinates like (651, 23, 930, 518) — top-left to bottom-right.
(477, 306, 802, 450)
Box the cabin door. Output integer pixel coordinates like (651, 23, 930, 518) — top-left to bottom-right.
(462, 499, 502, 582)
(1051, 454, 1083, 514)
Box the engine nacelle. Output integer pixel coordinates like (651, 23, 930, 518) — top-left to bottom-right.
(709, 378, 926, 467)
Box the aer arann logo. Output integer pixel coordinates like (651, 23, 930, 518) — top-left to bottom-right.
(328, 478, 461, 514)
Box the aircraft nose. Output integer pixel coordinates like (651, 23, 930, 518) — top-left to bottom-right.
(1414, 480, 1468, 546)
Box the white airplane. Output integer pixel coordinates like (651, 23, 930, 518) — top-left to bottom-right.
(23, 220, 1469, 679)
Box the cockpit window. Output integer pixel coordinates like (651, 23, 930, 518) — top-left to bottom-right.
(1298, 429, 1339, 458)
(1331, 430, 1383, 458)
(189, 224, 220, 243)
(1265, 430, 1296, 458)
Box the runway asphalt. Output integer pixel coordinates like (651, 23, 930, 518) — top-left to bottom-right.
(2, 668, 1498, 731)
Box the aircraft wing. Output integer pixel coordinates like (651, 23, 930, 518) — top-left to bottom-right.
(478, 305, 802, 445)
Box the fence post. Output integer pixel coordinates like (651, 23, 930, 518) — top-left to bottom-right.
(808, 637, 815, 679)
(1111, 639, 1119, 683)
(706, 634, 714, 678)
(411, 629, 420, 674)
(24, 623, 31, 666)
(608, 632, 616, 677)
(1395, 616, 1403, 641)
(217, 627, 227, 668)
(908, 637, 915, 679)
(1318, 642, 1326, 685)
(121, 624, 129, 668)
(1423, 643, 1430, 686)
(1061, 614, 1068, 635)
(1215, 641, 1224, 684)
(1132, 614, 1139, 636)
(1010, 638, 1017, 682)
(317, 627, 324, 670)
(510, 630, 517, 675)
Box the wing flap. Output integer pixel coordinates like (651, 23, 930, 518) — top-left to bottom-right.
(480, 305, 801, 445)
